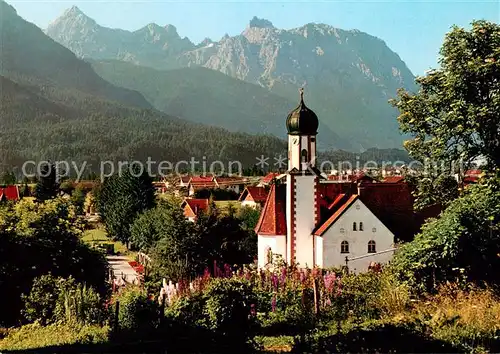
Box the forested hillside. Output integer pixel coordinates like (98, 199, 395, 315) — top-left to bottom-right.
(90, 60, 347, 148)
(0, 75, 287, 171)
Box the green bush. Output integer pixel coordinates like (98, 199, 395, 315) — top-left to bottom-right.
(391, 183, 500, 291)
(22, 274, 106, 326)
(204, 277, 256, 335)
(164, 292, 207, 328)
(116, 287, 159, 333)
(22, 274, 75, 325)
(256, 288, 316, 335)
(55, 282, 105, 325)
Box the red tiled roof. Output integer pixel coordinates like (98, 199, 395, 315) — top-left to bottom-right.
(327, 172, 375, 182)
(239, 186, 269, 203)
(0, 185, 20, 201)
(255, 184, 287, 236)
(189, 181, 217, 189)
(260, 172, 280, 185)
(182, 198, 209, 216)
(216, 177, 246, 183)
(382, 176, 405, 183)
(314, 195, 358, 236)
(191, 176, 215, 183)
(327, 193, 347, 210)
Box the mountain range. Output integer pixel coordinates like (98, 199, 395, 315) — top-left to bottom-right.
(46, 7, 417, 150)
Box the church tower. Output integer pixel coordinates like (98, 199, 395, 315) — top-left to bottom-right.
(285, 88, 320, 267)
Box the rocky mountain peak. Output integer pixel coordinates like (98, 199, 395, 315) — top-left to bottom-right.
(66, 5, 84, 16)
(163, 24, 179, 35)
(248, 16, 275, 29)
(49, 5, 96, 29)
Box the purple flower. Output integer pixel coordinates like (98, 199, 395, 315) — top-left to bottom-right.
(280, 267, 287, 285)
(324, 272, 337, 294)
(250, 303, 256, 316)
(299, 270, 306, 283)
(224, 264, 232, 278)
(271, 295, 277, 312)
(272, 273, 278, 291)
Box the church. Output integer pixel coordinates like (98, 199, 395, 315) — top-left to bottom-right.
(255, 89, 396, 272)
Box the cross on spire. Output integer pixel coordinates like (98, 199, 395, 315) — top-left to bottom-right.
(299, 87, 304, 102)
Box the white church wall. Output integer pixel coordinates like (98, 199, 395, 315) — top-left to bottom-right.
(315, 235, 323, 268)
(258, 235, 286, 268)
(288, 136, 301, 170)
(321, 199, 394, 273)
(286, 175, 294, 264)
(293, 175, 316, 268)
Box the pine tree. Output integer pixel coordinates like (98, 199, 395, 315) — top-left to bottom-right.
(34, 164, 59, 202)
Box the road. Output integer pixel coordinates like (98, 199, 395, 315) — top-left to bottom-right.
(107, 255, 139, 284)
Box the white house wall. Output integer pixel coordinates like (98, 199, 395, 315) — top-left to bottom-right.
(258, 235, 287, 268)
(321, 199, 394, 273)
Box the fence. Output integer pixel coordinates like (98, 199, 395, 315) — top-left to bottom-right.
(344, 247, 397, 273)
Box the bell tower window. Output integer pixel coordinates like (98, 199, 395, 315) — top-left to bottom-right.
(301, 149, 308, 163)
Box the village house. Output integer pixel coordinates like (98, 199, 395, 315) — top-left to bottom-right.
(177, 175, 191, 188)
(214, 176, 248, 194)
(258, 172, 284, 187)
(238, 186, 269, 208)
(187, 176, 249, 196)
(181, 198, 209, 222)
(254, 89, 418, 273)
(187, 176, 217, 196)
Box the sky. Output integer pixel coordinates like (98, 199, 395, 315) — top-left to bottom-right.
(6, 0, 500, 75)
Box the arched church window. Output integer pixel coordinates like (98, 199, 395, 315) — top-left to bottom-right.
(353, 222, 357, 231)
(359, 222, 364, 231)
(301, 149, 308, 163)
(368, 240, 376, 253)
(341, 241, 349, 253)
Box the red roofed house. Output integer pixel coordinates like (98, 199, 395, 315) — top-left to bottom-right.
(187, 176, 217, 196)
(215, 176, 248, 194)
(258, 172, 284, 187)
(181, 198, 209, 222)
(179, 176, 191, 188)
(382, 175, 405, 184)
(255, 90, 395, 272)
(0, 185, 20, 202)
(238, 186, 269, 208)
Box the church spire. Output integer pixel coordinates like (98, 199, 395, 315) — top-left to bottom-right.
(286, 87, 319, 136)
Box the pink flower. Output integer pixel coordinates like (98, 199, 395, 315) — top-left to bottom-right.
(271, 295, 277, 312)
(272, 273, 278, 291)
(324, 272, 337, 294)
(299, 270, 306, 283)
(280, 267, 287, 285)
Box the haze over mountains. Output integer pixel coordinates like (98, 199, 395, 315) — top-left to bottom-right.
(46, 6, 417, 150)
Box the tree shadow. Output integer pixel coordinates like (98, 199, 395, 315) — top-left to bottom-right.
(292, 323, 461, 353)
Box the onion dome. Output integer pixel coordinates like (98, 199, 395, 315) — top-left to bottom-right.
(286, 88, 319, 135)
